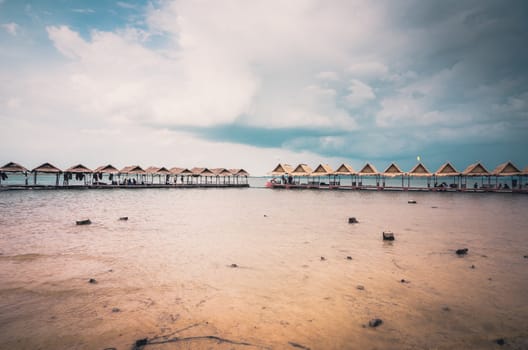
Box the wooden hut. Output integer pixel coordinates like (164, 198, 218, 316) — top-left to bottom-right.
(170, 167, 193, 184)
(0, 162, 29, 185)
(290, 164, 313, 185)
(32, 162, 62, 186)
(270, 163, 293, 175)
(145, 166, 171, 184)
(334, 163, 357, 187)
(119, 165, 146, 185)
(492, 161, 522, 190)
(357, 163, 380, 188)
(434, 162, 460, 189)
(191, 167, 215, 184)
(212, 168, 232, 185)
(0, 162, 29, 186)
(64, 164, 93, 185)
(93, 164, 119, 185)
(382, 162, 405, 188)
(229, 168, 249, 185)
(407, 162, 432, 188)
(461, 162, 490, 190)
(310, 164, 334, 187)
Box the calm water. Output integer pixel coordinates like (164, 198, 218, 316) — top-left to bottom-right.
(0, 188, 527, 349)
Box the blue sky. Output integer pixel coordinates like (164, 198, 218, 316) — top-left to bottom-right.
(1, 0, 527, 175)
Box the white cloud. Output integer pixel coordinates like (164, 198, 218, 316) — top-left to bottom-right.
(347, 61, 388, 79)
(345, 79, 375, 107)
(2, 22, 19, 36)
(72, 8, 95, 14)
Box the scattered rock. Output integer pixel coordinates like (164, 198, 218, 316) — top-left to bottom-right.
(431, 206, 438, 208)
(89, 278, 97, 284)
(495, 338, 505, 346)
(346, 256, 353, 260)
(356, 285, 365, 290)
(264, 214, 268, 217)
(442, 306, 450, 312)
(368, 318, 383, 327)
(135, 338, 148, 347)
(119, 217, 128, 221)
(488, 278, 493, 281)
(320, 256, 326, 261)
(382, 231, 395, 241)
(76, 219, 91, 225)
(408, 200, 417, 204)
(230, 263, 238, 268)
(456, 248, 468, 255)
(111, 307, 120, 313)
(470, 265, 476, 269)
(288, 341, 311, 350)
(400, 279, 409, 283)
(524, 255, 528, 259)
(108, 269, 113, 272)
(348, 217, 358, 224)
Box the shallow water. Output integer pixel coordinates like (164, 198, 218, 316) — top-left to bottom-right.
(0, 188, 527, 349)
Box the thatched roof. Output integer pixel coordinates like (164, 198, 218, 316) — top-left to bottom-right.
(524, 165, 528, 175)
(212, 168, 232, 176)
(270, 163, 293, 175)
(0, 162, 28, 173)
(311, 164, 334, 176)
(229, 168, 250, 176)
(191, 167, 215, 176)
(32, 162, 61, 173)
(408, 162, 431, 177)
(170, 167, 193, 175)
(145, 166, 171, 175)
(94, 164, 119, 174)
(492, 161, 521, 176)
(334, 163, 356, 175)
(120, 165, 145, 174)
(383, 163, 404, 177)
(358, 163, 379, 175)
(462, 162, 490, 176)
(65, 164, 93, 173)
(434, 162, 460, 177)
(291, 164, 313, 176)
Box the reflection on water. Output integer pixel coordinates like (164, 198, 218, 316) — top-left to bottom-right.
(1, 189, 528, 349)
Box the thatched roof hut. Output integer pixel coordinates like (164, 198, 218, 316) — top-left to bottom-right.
(120, 165, 145, 174)
(212, 168, 232, 176)
(270, 163, 293, 175)
(0, 162, 28, 173)
(408, 162, 431, 177)
(462, 162, 490, 176)
(32, 162, 61, 173)
(145, 166, 171, 175)
(94, 164, 119, 174)
(334, 163, 356, 175)
(291, 164, 313, 176)
(383, 163, 404, 177)
(492, 161, 521, 176)
(435, 162, 460, 177)
(523, 165, 528, 175)
(311, 164, 334, 176)
(358, 163, 379, 176)
(65, 164, 93, 173)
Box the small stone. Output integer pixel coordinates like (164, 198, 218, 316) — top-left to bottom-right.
(495, 338, 505, 346)
(135, 338, 148, 347)
(348, 217, 358, 224)
(264, 214, 268, 217)
(76, 219, 91, 225)
(524, 255, 528, 259)
(368, 318, 383, 327)
(320, 256, 326, 261)
(408, 200, 417, 204)
(356, 285, 365, 290)
(111, 307, 120, 313)
(119, 217, 128, 221)
(382, 231, 395, 241)
(456, 248, 468, 255)
(89, 278, 97, 284)
(346, 256, 353, 260)
(400, 279, 409, 283)
(230, 263, 238, 268)
(470, 265, 475, 269)
(442, 306, 450, 312)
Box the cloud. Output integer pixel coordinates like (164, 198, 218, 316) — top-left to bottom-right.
(345, 79, 375, 107)
(117, 2, 137, 10)
(2, 22, 18, 36)
(72, 8, 95, 14)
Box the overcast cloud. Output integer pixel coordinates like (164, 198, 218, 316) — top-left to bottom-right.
(1, 0, 527, 174)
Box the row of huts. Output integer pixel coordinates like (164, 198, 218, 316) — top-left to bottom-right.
(0, 162, 249, 188)
(269, 161, 528, 191)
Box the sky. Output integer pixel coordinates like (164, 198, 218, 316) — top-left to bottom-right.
(1, 0, 527, 175)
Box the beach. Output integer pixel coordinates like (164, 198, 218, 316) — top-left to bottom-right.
(1, 187, 527, 349)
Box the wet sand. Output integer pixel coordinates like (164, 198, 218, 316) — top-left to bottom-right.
(0, 189, 527, 349)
